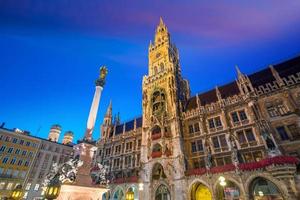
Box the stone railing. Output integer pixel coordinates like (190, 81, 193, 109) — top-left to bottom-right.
(151, 151, 162, 158)
(186, 156, 299, 176)
(111, 176, 138, 184)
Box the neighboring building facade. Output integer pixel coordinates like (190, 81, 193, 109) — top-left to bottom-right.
(25, 126, 73, 200)
(0, 127, 41, 198)
(0, 124, 74, 199)
(96, 19, 300, 200)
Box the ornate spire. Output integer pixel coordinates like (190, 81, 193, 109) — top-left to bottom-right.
(114, 112, 121, 125)
(154, 17, 169, 45)
(215, 86, 222, 101)
(269, 65, 285, 87)
(235, 65, 243, 78)
(105, 100, 112, 117)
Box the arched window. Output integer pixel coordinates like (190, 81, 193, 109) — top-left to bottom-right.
(190, 182, 212, 200)
(155, 184, 170, 200)
(216, 180, 240, 200)
(250, 177, 283, 200)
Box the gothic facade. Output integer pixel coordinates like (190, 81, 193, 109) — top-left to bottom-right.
(96, 19, 300, 200)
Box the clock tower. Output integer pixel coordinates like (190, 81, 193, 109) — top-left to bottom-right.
(140, 18, 190, 200)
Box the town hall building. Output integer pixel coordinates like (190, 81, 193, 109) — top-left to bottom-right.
(96, 18, 300, 200)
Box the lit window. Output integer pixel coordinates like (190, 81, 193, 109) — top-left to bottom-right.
(25, 183, 31, 190)
(34, 184, 40, 191)
(0, 182, 5, 190)
(24, 192, 28, 198)
(6, 182, 13, 190)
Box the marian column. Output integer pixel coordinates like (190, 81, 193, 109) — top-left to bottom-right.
(84, 66, 108, 141)
(54, 66, 109, 200)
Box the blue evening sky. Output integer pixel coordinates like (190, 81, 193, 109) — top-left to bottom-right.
(0, 0, 300, 142)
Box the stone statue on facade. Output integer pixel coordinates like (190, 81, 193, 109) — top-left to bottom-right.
(90, 163, 109, 185)
(262, 131, 281, 157)
(204, 142, 212, 170)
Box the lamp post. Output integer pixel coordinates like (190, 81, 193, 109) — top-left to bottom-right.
(125, 188, 134, 200)
(218, 176, 227, 200)
(43, 178, 61, 200)
(9, 184, 24, 200)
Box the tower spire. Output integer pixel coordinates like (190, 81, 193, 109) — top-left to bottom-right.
(235, 65, 243, 78)
(105, 100, 112, 117)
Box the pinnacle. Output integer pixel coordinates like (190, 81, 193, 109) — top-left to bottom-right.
(235, 65, 242, 76)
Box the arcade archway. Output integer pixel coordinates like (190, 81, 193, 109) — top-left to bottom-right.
(113, 187, 124, 200)
(191, 182, 212, 200)
(155, 184, 171, 200)
(216, 180, 240, 200)
(249, 177, 284, 200)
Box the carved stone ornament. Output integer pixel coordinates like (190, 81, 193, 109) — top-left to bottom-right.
(42, 155, 83, 187)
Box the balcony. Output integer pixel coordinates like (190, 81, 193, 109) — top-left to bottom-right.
(151, 151, 162, 158)
(152, 133, 162, 140)
(186, 156, 298, 176)
(111, 176, 138, 184)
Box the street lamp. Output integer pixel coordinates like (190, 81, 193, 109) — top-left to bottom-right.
(219, 176, 227, 186)
(125, 188, 134, 200)
(10, 184, 24, 200)
(138, 183, 144, 191)
(44, 179, 61, 200)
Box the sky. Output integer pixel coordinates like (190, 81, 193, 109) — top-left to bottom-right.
(0, 0, 300, 142)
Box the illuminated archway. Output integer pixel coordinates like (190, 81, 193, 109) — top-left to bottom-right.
(216, 180, 240, 200)
(249, 177, 283, 200)
(191, 182, 212, 200)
